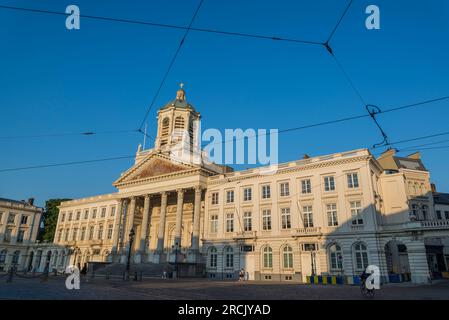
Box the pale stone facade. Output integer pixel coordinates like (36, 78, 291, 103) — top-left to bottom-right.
(53, 86, 449, 283)
(0, 198, 68, 273)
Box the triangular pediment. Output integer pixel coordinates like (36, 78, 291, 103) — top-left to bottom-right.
(114, 152, 199, 186)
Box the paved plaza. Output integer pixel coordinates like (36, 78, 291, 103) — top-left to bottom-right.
(0, 274, 449, 300)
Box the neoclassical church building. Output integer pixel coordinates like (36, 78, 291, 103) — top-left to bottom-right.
(53, 85, 449, 284)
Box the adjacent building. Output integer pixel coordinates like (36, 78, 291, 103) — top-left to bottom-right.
(0, 198, 42, 271)
(53, 86, 449, 283)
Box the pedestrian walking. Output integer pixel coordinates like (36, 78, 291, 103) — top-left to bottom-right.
(239, 268, 244, 282)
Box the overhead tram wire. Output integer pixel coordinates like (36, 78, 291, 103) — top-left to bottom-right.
(373, 130, 449, 149)
(199, 95, 449, 150)
(324, 0, 354, 48)
(0, 4, 322, 46)
(0, 93, 447, 143)
(0, 129, 139, 140)
(0, 155, 135, 173)
(137, 0, 204, 132)
(1, 96, 449, 173)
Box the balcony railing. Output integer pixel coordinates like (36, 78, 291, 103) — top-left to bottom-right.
(420, 220, 449, 228)
(233, 231, 257, 239)
(292, 227, 322, 237)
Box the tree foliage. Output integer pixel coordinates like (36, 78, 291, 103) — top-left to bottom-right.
(39, 199, 71, 242)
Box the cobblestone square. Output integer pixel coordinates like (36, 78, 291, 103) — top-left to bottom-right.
(1, 276, 448, 300)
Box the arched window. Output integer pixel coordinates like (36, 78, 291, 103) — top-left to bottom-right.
(282, 245, 293, 269)
(408, 182, 414, 195)
(209, 247, 217, 268)
(160, 117, 170, 146)
(12, 250, 20, 265)
(224, 247, 234, 268)
(420, 183, 426, 195)
(52, 252, 59, 267)
(263, 246, 273, 268)
(328, 243, 343, 270)
(0, 249, 7, 264)
(354, 242, 369, 271)
(174, 116, 185, 129)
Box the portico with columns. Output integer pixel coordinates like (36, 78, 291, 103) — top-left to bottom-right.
(111, 183, 207, 265)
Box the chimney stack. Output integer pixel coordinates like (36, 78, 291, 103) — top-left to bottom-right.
(431, 183, 437, 193)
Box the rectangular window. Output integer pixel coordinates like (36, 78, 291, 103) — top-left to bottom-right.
(226, 213, 234, 233)
(84, 210, 89, 220)
(4, 229, 12, 242)
(243, 211, 252, 231)
(107, 224, 113, 239)
(262, 209, 272, 231)
(421, 205, 428, 220)
(262, 185, 271, 199)
(281, 208, 291, 229)
(210, 214, 218, 233)
(61, 213, 66, 222)
(17, 230, 25, 243)
(243, 188, 252, 201)
(92, 209, 97, 219)
(211, 192, 219, 205)
(350, 201, 363, 225)
(7, 213, 15, 224)
(20, 215, 28, 225)
(110, 207, 116, 217)
(0, 212, 3, 223)
(80, 227, 86, 241)
(57, 229, 63, 242)
(72, 228, 78, 241)
(301, 179, 312, 194)
(76, 211, 81, 220)
(436, 210, 442, 220)
(303, 206, 314, 228)
(68, 212, 73, 221)
(445, 211, 449, 220)
(326, 203, 338, 226)
(280, 182, 290, 197)
(101, 208, 106, 218)
(98, 225, 104, 239)
(89, 226, 95, 240)
(347, 173, 359, 189)
(64, 229, 69, 241)
(226, 190, 235, 204)
(324, 176, 335, 192)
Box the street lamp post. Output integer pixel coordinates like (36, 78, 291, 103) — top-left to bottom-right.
(73, 246, 79, 269)
(172, 242, 180, 279)
(125, 228, 135, 281)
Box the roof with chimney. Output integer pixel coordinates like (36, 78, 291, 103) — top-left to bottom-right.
(376, 149, 426, 172)
(0, 197, 43, 211)
(433, 192, 449, 205)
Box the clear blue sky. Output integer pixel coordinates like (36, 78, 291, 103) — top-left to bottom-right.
(1, 0, 448, 207)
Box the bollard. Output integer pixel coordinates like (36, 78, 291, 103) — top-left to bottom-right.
(6, 268, 14, 283)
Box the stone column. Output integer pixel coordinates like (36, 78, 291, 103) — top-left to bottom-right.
(120, 197, 135, 264)
(174, 189, 185, 247)
(125, 196, 137, 247)
(191, 186, 202, 253)
(139, 195, 151, 254)
(111, 199, 124, 256)
(406, 239, 431, 284)
(155, 191, 168, 263)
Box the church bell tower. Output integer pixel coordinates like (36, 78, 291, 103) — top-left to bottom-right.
(154, 84, 201, 153)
